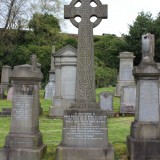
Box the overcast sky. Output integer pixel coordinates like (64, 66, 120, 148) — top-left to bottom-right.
(61, 0, 160, 36)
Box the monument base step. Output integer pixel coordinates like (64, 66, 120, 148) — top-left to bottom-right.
(0, 144, 47, 160)
(49, 105, 66, 118)
(55, 144, 114, 160)
(127, 136, 160, 160)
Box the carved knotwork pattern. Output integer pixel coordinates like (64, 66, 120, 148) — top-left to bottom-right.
(64, 0, 107, 102)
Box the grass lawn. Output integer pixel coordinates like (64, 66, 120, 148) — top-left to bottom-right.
(0, 87, 133, 160)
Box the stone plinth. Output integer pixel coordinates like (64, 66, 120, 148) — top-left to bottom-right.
(56, 108, 114, 160)
(0, 64, 46, 160)
(49, 45, 77, 117)
(127, 33, 160, 160)
(114, 52, 135, 97)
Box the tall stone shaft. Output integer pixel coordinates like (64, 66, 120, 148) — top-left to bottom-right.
(64, 0, 107, 103)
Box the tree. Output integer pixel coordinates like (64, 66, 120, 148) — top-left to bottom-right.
(125, 11, 154, 65)
(0, 0, 63, 31)
(28, 13, 61, 45)
(0, 0, 28, 30)
(94, 34, 127, 69)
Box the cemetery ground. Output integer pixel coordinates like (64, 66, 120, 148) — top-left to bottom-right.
(0, 87, 133, 160)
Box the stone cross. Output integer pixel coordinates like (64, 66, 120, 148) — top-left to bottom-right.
(142, 33, 155, 60)
(64, 0, 107, 102)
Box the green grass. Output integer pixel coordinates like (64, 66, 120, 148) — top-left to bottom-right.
(0, 88, 132, 160)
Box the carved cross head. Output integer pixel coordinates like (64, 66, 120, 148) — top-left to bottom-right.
(64, 0, 108, 28)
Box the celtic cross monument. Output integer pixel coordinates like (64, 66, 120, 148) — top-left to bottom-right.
(65, 0, 107, 104)
(55, 0, 114, 160)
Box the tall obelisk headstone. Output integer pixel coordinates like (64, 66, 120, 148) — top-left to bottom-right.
(0, 55, 46, 160)
(127, 33, 160, 159)
(45, 46, 55, 99)
(55, 1, 114, 160)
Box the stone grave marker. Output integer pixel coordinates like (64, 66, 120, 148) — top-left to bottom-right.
(1, 65, 11, 89)
(0, 85, 5, 99)
(7, 87, 13, 101)
(45, 45, 56, 99)
(55, 0, 114, 160)
(45, 81, 55, 99)
(99, 92, 114, 116)
(120, 86, 136, 115)
(0, 58, 46, 160)
(127, 33, 160, 160)
(49, 45, 77, 117)
(114, 52, 135, 97)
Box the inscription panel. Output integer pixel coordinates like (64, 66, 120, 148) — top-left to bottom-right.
(11, 84, 34, 132)
(139, 80, 159, 122)
(12, 95, 33, 120)
(120, 63, 133, 81)
(63, 112, 108, 147)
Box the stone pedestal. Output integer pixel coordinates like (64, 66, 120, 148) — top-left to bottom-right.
(0, 64, 46, 160)
(56, 107, 114, 160)
(114, 52, 135, 97)
(127, 34, 160, 159)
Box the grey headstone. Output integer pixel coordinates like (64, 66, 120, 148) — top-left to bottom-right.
(120, 86, 136, 114)
(7, 87, 13, 101)
(114, 52, 135, 97)
(49, 45, 77, 117)
(127, 33, 160, 160)
(0, 62, 46, 160)
(0, 85, 5, 99)
(99, 92, 113, 111)
(45, 81, 55, 99)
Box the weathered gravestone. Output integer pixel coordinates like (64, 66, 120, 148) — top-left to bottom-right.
(55, 1, 114, 160)
(120, 86, 136, 115)
(45, 82, 55, 99)
(0, 58, 46, 160)
(127, 33, 160, 160)
(7, 87, 13, 101)
(45, 45, 55, 99)
(99, 92, 114, 116)
(114, 52, 135, 97)
(1, 65, 11, 89)
(0, 85, 5, 99)
(49, 45, 77, 117)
